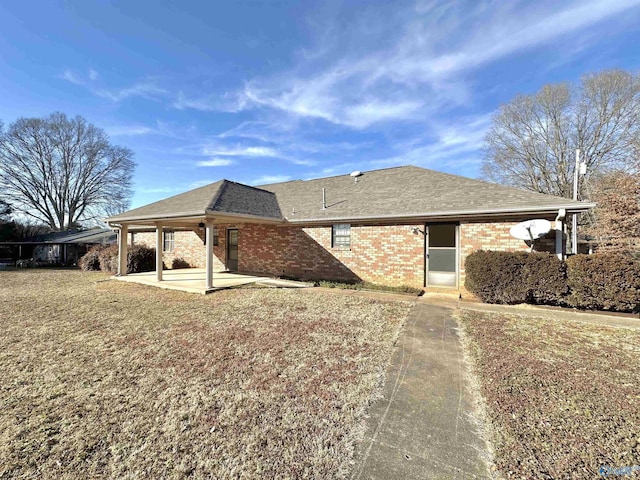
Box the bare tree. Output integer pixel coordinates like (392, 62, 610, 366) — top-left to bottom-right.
(0, 199, 10, 220)
(584, 171, 640, 253)
(0, 113, 135, 230)
(482, 70, 640, 200)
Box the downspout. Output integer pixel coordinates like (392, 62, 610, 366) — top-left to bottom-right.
(555, 209, 566, 261)
(423, 223, 428, 288)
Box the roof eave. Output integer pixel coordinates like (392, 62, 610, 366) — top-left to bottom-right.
(107, 210, 284, 227)
(283, 203, 595, 224)
(107, 210, 207, 225)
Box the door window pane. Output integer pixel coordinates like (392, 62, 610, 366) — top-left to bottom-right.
(229, 230, 238, 246)
(429, 248, 456, 272)
(429, 224, 456, 247)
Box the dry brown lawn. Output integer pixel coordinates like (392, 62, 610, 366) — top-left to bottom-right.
(0, 269, 409, 479)
(458, 310, 640, 479)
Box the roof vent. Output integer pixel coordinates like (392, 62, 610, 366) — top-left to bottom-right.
(350, 171, 363, 183)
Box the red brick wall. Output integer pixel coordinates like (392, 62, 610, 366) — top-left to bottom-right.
(458, 220, 558, 286)
(131, 220, 559, 290)
(238, 224, 425, 287)
(133, 229, 226, 270)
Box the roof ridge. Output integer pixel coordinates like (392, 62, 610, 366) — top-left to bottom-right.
(226, 179, 281, 194)
(423, 168, 578, 202)
(206, 179, 229, 211)
(258, 165, 418, 186)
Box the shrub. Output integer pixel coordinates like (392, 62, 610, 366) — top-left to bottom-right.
(98, 245, 119, 273)
(80, 244, 159, 274)
(465, 251, 566, 305)
(465, 250, 640, 313)
(172, 257, 191, 269)
(127, 245, 157, 273)
(465, 251, 529, 304)
(522, 252, 568, 304)
(79, 246, 103, 271)
(566, 253, 640, 313)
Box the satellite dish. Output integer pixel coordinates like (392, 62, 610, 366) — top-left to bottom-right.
(509, 219, 552, 242)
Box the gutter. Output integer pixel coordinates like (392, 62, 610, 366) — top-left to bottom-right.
(107, 210, 285, 227)
(283, 203, 596, 225)
(106, 210, 206, 224)
(106, 202, 595, 227)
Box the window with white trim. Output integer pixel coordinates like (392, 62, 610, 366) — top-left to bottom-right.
(332, 224, 351, 248)
(163, 231, 175, 252)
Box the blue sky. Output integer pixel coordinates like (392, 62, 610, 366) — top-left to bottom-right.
(1, 0, 639, 209)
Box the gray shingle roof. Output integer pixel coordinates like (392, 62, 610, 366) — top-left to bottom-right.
(260, 166, 592, 222)
(108, 180, 225, 222)
(108, 166, 593, 224)
(108, 180, 281, 222)
(210, 181, 282, 219)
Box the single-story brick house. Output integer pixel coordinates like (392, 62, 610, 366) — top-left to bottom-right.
(107, 166, 594, 291)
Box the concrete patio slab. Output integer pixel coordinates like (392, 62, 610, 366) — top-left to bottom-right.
(114, 268, 312, 294)
(352, 304, 492, 480)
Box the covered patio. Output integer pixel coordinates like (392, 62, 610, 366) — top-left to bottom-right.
(107, 179, 285, 291)
(115, 268, 312, 294)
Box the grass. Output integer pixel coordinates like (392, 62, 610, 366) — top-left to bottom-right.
(458, 310, 640, 479)
(316, 280, 424, 296)
(0, 269, 410, 479)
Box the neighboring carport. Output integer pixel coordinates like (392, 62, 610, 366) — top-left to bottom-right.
(107, 180, 284, 290)
(0, 228, 116, 265)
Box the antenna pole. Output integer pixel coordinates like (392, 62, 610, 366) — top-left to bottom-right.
(572, 149, 580, 255)
(322, 188, 326, 210)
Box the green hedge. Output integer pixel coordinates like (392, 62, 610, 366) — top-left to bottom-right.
(566, 254, 640, 312)
(465, 251, 567, 305)
(465, 251, 639, 313)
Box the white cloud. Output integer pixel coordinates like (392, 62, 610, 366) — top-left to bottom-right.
(173, 90, 245, 112)
(58, 69, 166, 103)
(196, 158, 235, 167)
(202, 144, 279, 157)
(371, 113, 493, 170)
(383, 0, 640, 82)
(251, 175, 292, 185)
(59, 69, 85, 85)
(95, 83, 167, 102)
(106, 125, 157, 137)
(227, 0, 640, 130)
(343, 100, 424, 129)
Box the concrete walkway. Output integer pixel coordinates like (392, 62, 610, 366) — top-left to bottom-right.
(352, 304, 492, 480)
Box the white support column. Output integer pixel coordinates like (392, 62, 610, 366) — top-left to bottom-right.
(118, 224, 129, 276)
(156, 223, 163, 282)
(555, 209, 566, 261)
(205, 219, 214, 290)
